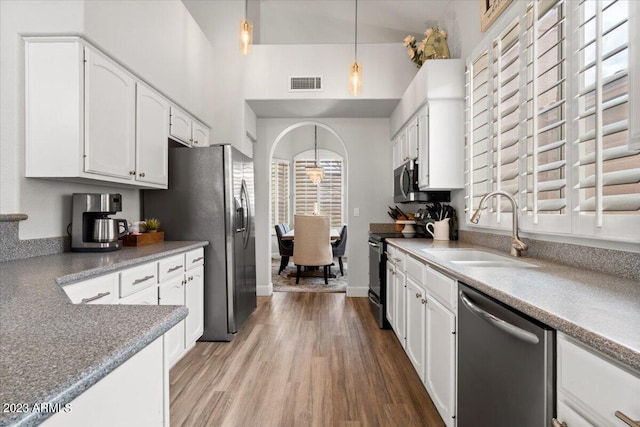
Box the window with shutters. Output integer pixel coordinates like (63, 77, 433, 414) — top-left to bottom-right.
(271, 159, 290, 228)
(293, 150, 344, 229)
(465, 0, 639, 242)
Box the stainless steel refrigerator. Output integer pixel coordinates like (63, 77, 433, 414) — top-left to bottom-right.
(143, 144, 256, 341)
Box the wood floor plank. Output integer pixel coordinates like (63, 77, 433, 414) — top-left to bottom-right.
(170, 293, 445, 427)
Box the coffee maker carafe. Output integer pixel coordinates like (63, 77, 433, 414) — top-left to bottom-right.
(71, 193, 128, 252)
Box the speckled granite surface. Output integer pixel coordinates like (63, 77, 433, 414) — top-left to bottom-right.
(386, 239, 640, 373)
(0, 215, 70, 263)
(0, 241, 208, 427)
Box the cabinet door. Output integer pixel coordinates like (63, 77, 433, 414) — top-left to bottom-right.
(417, 107, 429, 188)
(393, 138, 402, 169)
(405, 276, 426, 380)
(159, 276, 185, 368)
(185, 266, 204, 346)
(425, 296, 456, 427)
(136, 83, 169, 186)
(119, 285, 158, 305)
(191, 121, 210, 147)
(399, 129, 409, 163)
(385, 262, 395, 330)
(84, 46, 135, 179)
(394, 269, 407, 349)
(169, 106, 192, 146)
(407, 116, 419, 161)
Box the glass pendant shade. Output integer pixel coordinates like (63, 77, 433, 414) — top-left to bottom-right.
(349, 62, 362, 96)
(239, 19, 253, 55)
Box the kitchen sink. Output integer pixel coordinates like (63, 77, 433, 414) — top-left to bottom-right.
(421, 249, 537, 268)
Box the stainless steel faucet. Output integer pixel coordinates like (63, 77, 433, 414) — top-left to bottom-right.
(470, 190, 528, 257)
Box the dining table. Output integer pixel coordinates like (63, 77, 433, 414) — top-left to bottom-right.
(281, 228, 341, 241)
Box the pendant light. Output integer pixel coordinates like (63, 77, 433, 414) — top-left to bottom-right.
(306, 126, 324, 185)
(349, 0, 361, 96)
(239, 0, 253, 55)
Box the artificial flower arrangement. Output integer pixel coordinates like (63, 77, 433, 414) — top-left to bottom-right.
(403, 26, 450, 68)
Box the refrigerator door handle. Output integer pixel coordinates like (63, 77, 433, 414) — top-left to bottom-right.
(234, 196, 246, 233)
(241, 179, 251, 248)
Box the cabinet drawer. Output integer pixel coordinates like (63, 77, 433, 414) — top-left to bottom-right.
(119, 285, 158, 305)
(158, 254, 186, 282)
(185, 248, 205, 270)
(64, 274, 118, 304)
(557, 333, 640, 426)
(406, 255, 425, 282)
(120, 262, 158, 298)
(387, 246, 406, 270)
(425, 266, 457, 312)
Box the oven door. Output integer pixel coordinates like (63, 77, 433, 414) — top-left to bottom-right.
(368, 239, 387, 328)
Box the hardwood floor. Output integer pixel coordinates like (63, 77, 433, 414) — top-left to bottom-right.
(170, 293, 445, 427)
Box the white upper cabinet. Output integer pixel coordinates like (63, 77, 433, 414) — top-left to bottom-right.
(136, 83, 169, 186)
(170, 105, 210, 147)
(389, 59, 465, 190)
(84, 46, 136, 180)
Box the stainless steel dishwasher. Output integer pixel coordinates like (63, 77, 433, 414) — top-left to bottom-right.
(457, 283, 555, 427)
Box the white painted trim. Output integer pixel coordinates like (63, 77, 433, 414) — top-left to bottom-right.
(346, 286, 368, 298)
(257, 283, 273, 296)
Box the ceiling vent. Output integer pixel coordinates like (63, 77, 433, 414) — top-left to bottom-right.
(289, 76, 323, 92)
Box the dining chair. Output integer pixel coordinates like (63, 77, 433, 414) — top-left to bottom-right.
(292, 214, 333, 284)
(331, 224, 347, 276)
(275, 224, 293, 274)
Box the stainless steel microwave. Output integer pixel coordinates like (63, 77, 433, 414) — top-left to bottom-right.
(394, 160, 450, 203)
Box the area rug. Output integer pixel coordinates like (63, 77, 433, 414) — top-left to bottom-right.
(272, 257, 347, 293)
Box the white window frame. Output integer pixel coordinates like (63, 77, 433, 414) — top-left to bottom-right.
(293, 149, 345, 228)
(270, 158, 290, 230)
(465, 0, 639, 245)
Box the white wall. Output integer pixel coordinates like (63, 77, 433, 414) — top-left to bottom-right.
(0, 0, 215, 239)
(245, 43, 416, 100)
(256, 118, 393, 297)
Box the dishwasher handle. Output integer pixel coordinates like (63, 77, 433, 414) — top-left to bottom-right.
(459, 290, 540, 345)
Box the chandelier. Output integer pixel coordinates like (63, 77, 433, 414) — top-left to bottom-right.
(306, 126, 324, 185)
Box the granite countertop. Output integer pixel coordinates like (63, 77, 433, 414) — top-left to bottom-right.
(386, 239, 640, 373)
(0, 241, 208, 427)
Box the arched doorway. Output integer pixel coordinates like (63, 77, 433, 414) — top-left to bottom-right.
(267, 121, 349, 293)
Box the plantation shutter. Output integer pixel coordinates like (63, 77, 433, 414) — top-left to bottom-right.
(491, 18, 522, 214)
(574, 0, 640, 224)
(271, 160, 290, 227)
(294, 159, 343, 228)
(466, 50, 492, 213)
(525, 0, 569, 222)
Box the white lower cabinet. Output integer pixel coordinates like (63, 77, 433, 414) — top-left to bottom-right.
(425, 295, 456, 426)
(184, 265, 204, 346)
(394, 268, 407, 349)
(63, 273, 119, 305)
(385, 261, 396, 330)
(42, 337, 165, 427)
(159, 275, 186, 368)
(405, 276, 426, 380)
(388, 246, 457, 427)
(119, 285, 158, 305)
(555, 332, 640, 427)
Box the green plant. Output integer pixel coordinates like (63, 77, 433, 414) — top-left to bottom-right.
(144, 218, 160, 231)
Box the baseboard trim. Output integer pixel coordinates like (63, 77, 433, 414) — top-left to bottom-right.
(346, 286, 368, 298)
(257, 283, 273, 296)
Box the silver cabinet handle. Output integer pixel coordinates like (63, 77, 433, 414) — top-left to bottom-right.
(616, 411, 640, 427)
(139, 172, 146, 178)
(189, 138, 193, 143)
(551, 419, 567, 427)
(192, 256, 204, 263)
(421, 298, 427, 305)
(182, 279, 187, 285)
(133, 275, 154, 285)
(459, 290, 540, 345)
(368, 241, 379, 248)
(81, 291, 110, 303)
(188, 276, 194, 281)
(194, 139, 199, 145)
(167, 265, 183, 273)
(129, 170, 136, 176)
(394, 257, 401, 262)
(415, 292, 421, 299)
